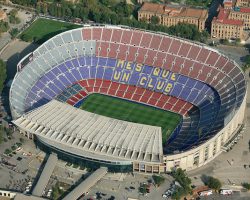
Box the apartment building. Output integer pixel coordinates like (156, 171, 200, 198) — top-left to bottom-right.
(138, 2, 208, 31)
(211, 8, 244, 39)
(235, 0, 250, 7)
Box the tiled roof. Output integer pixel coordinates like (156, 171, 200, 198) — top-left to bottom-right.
(238, 7, 250, 13)
(213, 8, 244, 25)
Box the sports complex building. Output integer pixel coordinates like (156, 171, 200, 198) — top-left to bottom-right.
(10, 25, 246, 173)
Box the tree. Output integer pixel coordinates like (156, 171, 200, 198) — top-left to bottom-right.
(0, 126, 4, 144)
(9, 9, 20, 24)
(4, 149, 12, 155)
(139, 184, 147, 195)
(171, 168, 192, 200)
(0, 59, 6, 94)
(10, 28, 19, 39)
(36, 4, 41, 14)
(220, 38, 229, 45)
(9, 9, 18, 17)
(204, 176, 222, 191)
(151, 16, 160, 25)
(0, 21, 9, 33)
(244, 55, 250, 65)
(152, 175, 165, 186)
(242, 182, 250, 190)
(236, 38, 241, 44)
(51, 182, 63, 200)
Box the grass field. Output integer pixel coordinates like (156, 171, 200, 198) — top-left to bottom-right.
(80, 94, 181, 143)
(20, 18, 81, 44)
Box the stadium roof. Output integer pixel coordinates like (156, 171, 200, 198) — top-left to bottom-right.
(13, 100, 163, 164)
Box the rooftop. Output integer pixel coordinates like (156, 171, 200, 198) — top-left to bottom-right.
(237, 7, 250, 13)
(213, 8, 244, 25)
(13, 100, 163, 164)
(139, 2, 208, 19)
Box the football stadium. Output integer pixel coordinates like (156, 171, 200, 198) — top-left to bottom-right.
(10, 25, 246, 173)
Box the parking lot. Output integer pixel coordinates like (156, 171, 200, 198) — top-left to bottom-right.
(83, 173, 174, 200)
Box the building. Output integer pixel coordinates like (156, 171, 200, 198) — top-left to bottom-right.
(223, 0, 234, 9)
(230, 7, 250, 29)
(138, 2, 208, 31)
(10, 25, 246, 173)
(211, 8, 244, 39)
(235, 0, 250, 7)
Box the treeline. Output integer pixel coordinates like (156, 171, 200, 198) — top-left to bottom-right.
(0, 59, 7, 94)
(11, 0, 209, 43)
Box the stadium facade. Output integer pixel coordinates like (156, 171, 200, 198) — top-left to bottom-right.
(10, 25, 246, 173)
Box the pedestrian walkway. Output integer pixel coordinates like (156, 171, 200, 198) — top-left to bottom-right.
(62, 167, 108, 200)
(32, 153, 58, 197)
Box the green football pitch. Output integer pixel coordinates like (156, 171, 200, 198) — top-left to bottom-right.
(20, 18, 81, 44)
(80, 94, 181, 143)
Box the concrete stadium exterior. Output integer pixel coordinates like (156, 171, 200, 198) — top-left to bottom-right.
(10, 25, 247, 173)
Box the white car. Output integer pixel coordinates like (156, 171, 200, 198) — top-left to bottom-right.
(47, 191, 51, 197)
(198, 190, 213, 196)
(220, 189, 233, 195)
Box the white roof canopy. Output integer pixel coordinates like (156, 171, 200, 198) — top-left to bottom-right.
(13, 100, 163, 164)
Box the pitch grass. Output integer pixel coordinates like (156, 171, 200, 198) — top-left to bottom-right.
(20, 18, 81, 44)
(80, 94, 181, 143)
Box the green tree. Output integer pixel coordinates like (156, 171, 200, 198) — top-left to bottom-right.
(10, 28, 19, 39)
(139, 184, 147, 195)
(171, 168, 192, 200)
(152, 175, 165, 186)
(242, 182, 250, 190)
(244, 55, 250, 65)
(9, 9, 18, 17)
(0, 21, 9, 33)
(36, 4, 41, 14)
(0, 59, 6, 94)
(9, 9, 20, 24)
(41, 4, 47, 14)
(48, 3, 57, 16)
(51, 182, 63, 200)
(206, 176, 222, 191)
(220, 38, 229, 45)
(0, 126, 4, 144)
(4, 148, 12, 155)
(151, 16, 160, 25)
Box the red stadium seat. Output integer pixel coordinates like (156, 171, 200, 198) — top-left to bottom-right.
(101, 28, 112, 41)
(111, 29, 122, 43)
(150, 35, 162, 50)
(159, 37, 172, 52)
(140, 33, 152, 48)
(131, 31, 143, 46)
(121, 30, 133, 44)
(187, 45, 201, 60)
(92, 28, 102, 41)
(169, 39, 181, 55)
(82, 28, 91, 40)
(178, 43, 192, 57)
